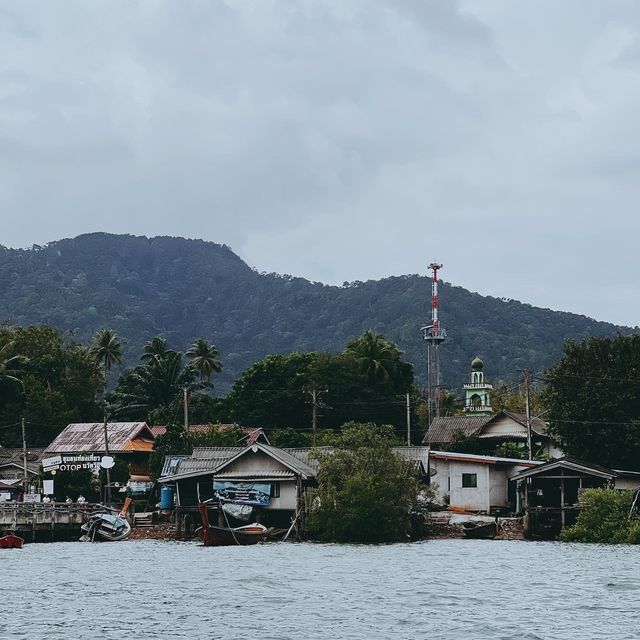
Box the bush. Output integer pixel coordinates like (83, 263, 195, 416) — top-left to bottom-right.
(562, 488, 640, 544)
(306, 422, 425, 543)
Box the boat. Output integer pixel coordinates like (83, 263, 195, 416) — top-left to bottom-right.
(461, 520, 497, 539)
(0, 533, 24, 549)
(80, 498, 132, 542)
(197, 503, 267, 546)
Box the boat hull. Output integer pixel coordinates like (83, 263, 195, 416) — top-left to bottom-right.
(197, 523, 267, 547)
(462, 521, 497, 539)
(81, 513, 131, 542)
(197, 502, 266, 546)
(0, 534, 24, 549)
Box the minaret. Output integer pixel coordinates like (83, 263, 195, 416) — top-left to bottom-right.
(463, 356, 493, 415)
(422, 262, 446, 426)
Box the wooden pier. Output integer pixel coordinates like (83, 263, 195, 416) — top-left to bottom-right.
(0, 503, 112, 541)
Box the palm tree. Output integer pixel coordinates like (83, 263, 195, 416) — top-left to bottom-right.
(89, 329, 123, 384)
(186, 338, 222, 382)
(141, 336, 173, 363)
(0, 340, 28, 391)
(344, 330, 399, 385)
(112, 350, 195, 416)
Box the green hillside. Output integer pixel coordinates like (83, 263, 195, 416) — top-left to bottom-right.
(0, 233, 631, 391)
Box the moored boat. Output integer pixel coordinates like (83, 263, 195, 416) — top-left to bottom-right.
(0, 533, 24, 549)
(462, 520, 497, 539)
(80, 498, 132, 542)
(197, 503, 266, 546)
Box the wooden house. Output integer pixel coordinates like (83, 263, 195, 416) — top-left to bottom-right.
(512, 458, 640, 538)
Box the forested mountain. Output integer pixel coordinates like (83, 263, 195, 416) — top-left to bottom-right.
(0, 233, 632, 392)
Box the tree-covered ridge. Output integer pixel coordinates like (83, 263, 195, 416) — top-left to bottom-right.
(0, 233, 632, 391)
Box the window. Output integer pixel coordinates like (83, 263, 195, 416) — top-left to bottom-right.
(270, 483, 280, 498)
(462, 473, 477, 488)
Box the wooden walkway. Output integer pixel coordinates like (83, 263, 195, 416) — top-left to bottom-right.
(0, 503, 117, 541)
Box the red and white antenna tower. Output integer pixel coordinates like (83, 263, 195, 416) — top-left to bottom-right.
(421, 262, 446, 429)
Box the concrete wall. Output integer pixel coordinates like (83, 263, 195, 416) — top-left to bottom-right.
(268, 481, 298, 511)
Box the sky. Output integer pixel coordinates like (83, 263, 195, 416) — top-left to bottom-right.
(1, 1, 639, 327)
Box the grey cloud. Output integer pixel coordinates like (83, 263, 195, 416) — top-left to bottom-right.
(0, 0, 639, 326)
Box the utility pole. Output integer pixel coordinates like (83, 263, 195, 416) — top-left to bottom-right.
(21, 417, 29, 495)
(305, 388, 327, 446)
(524, 369, 533, 460)
(103, 413, 111, 505)
(183, 386, 190, 436)
(406, 393, 411, 446)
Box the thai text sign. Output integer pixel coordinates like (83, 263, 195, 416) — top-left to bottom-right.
(43, 454, 103, 473)
(213, 481, 270, 507)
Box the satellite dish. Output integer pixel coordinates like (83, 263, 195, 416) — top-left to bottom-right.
(100, 456, 115, 469)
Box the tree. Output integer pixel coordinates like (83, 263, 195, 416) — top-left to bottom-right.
(270, 427, 311, 448)
(544, 335, 640, 470)
(186, 338, 222, 383)
(344, 330, 409, 388)
(0, 326, 102, 446)
(110, 349, 196, 421)
(306, 423, 423, 543)
(561, 488, 640, 544)
(0, 340, 28, 393)
(141, 337, 173, 363)
(89, 329, 123, 384)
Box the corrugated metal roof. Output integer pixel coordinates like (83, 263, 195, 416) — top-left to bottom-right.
(191, 447, 244, 460)
(151, 425, 269, 445)
(512, 457, 618, 481)
(46, 422, 155, 453)
(424, 411, 550, 445)
(214, 470, 295, 479)
(424, 415, 491, 445)
(431, 451, 542, 466)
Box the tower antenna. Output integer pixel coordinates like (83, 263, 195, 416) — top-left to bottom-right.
(421, 262, 446, 429)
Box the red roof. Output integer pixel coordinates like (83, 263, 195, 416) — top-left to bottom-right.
(151, 424, 268, 445)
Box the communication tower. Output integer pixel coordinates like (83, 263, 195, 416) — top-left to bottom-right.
(421, 262, 446, 428)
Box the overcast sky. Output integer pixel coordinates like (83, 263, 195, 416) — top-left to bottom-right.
(1, 1, 639, 327)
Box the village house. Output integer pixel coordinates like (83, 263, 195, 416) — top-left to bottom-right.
(45, 422, 156, 494)
(158, 444, 430, 530)
(429, 450, 542, 514)
(0, 447, 46, 500)
(512, 457, 640, 538)
(424, 357, 562, 458)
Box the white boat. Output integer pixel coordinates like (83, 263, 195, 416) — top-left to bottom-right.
(80, 498, 132, 542)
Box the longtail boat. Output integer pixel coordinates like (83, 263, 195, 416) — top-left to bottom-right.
(197, 503, 266, 547)
(0, 533, 24, 549)
(80, 498, 132, 542)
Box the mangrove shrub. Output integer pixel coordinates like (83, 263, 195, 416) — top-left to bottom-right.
(561, 488, 640, 544)
(306, 422, 423, 543)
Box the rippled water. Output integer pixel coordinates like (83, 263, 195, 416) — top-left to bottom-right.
(2, 540, 639, 639)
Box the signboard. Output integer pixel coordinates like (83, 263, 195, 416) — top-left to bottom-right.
(43, 454, 102, 473)
(24, 493, 41, 503)
(213, 481, 271, 507)
(43, 479, 54, 495)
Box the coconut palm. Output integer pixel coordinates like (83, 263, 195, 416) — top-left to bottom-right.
(112, 350, 195, 416)
(89, 329, 123, 384)
(186, 338, 222, 382)
(141, 336, 173, 363)
(0, 340, 28, 391)
(344, 330, 399, 386)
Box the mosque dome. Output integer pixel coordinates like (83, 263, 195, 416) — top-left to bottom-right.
(471, 356, 484, 371)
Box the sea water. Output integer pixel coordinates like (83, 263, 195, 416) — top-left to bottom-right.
(1, 539, 638, 639)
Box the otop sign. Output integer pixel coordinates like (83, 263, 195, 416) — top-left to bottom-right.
(43, 454, 103, 473)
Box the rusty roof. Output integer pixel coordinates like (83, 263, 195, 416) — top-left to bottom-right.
(151, 424, 269, 445)
(46, 422, 155, 454)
